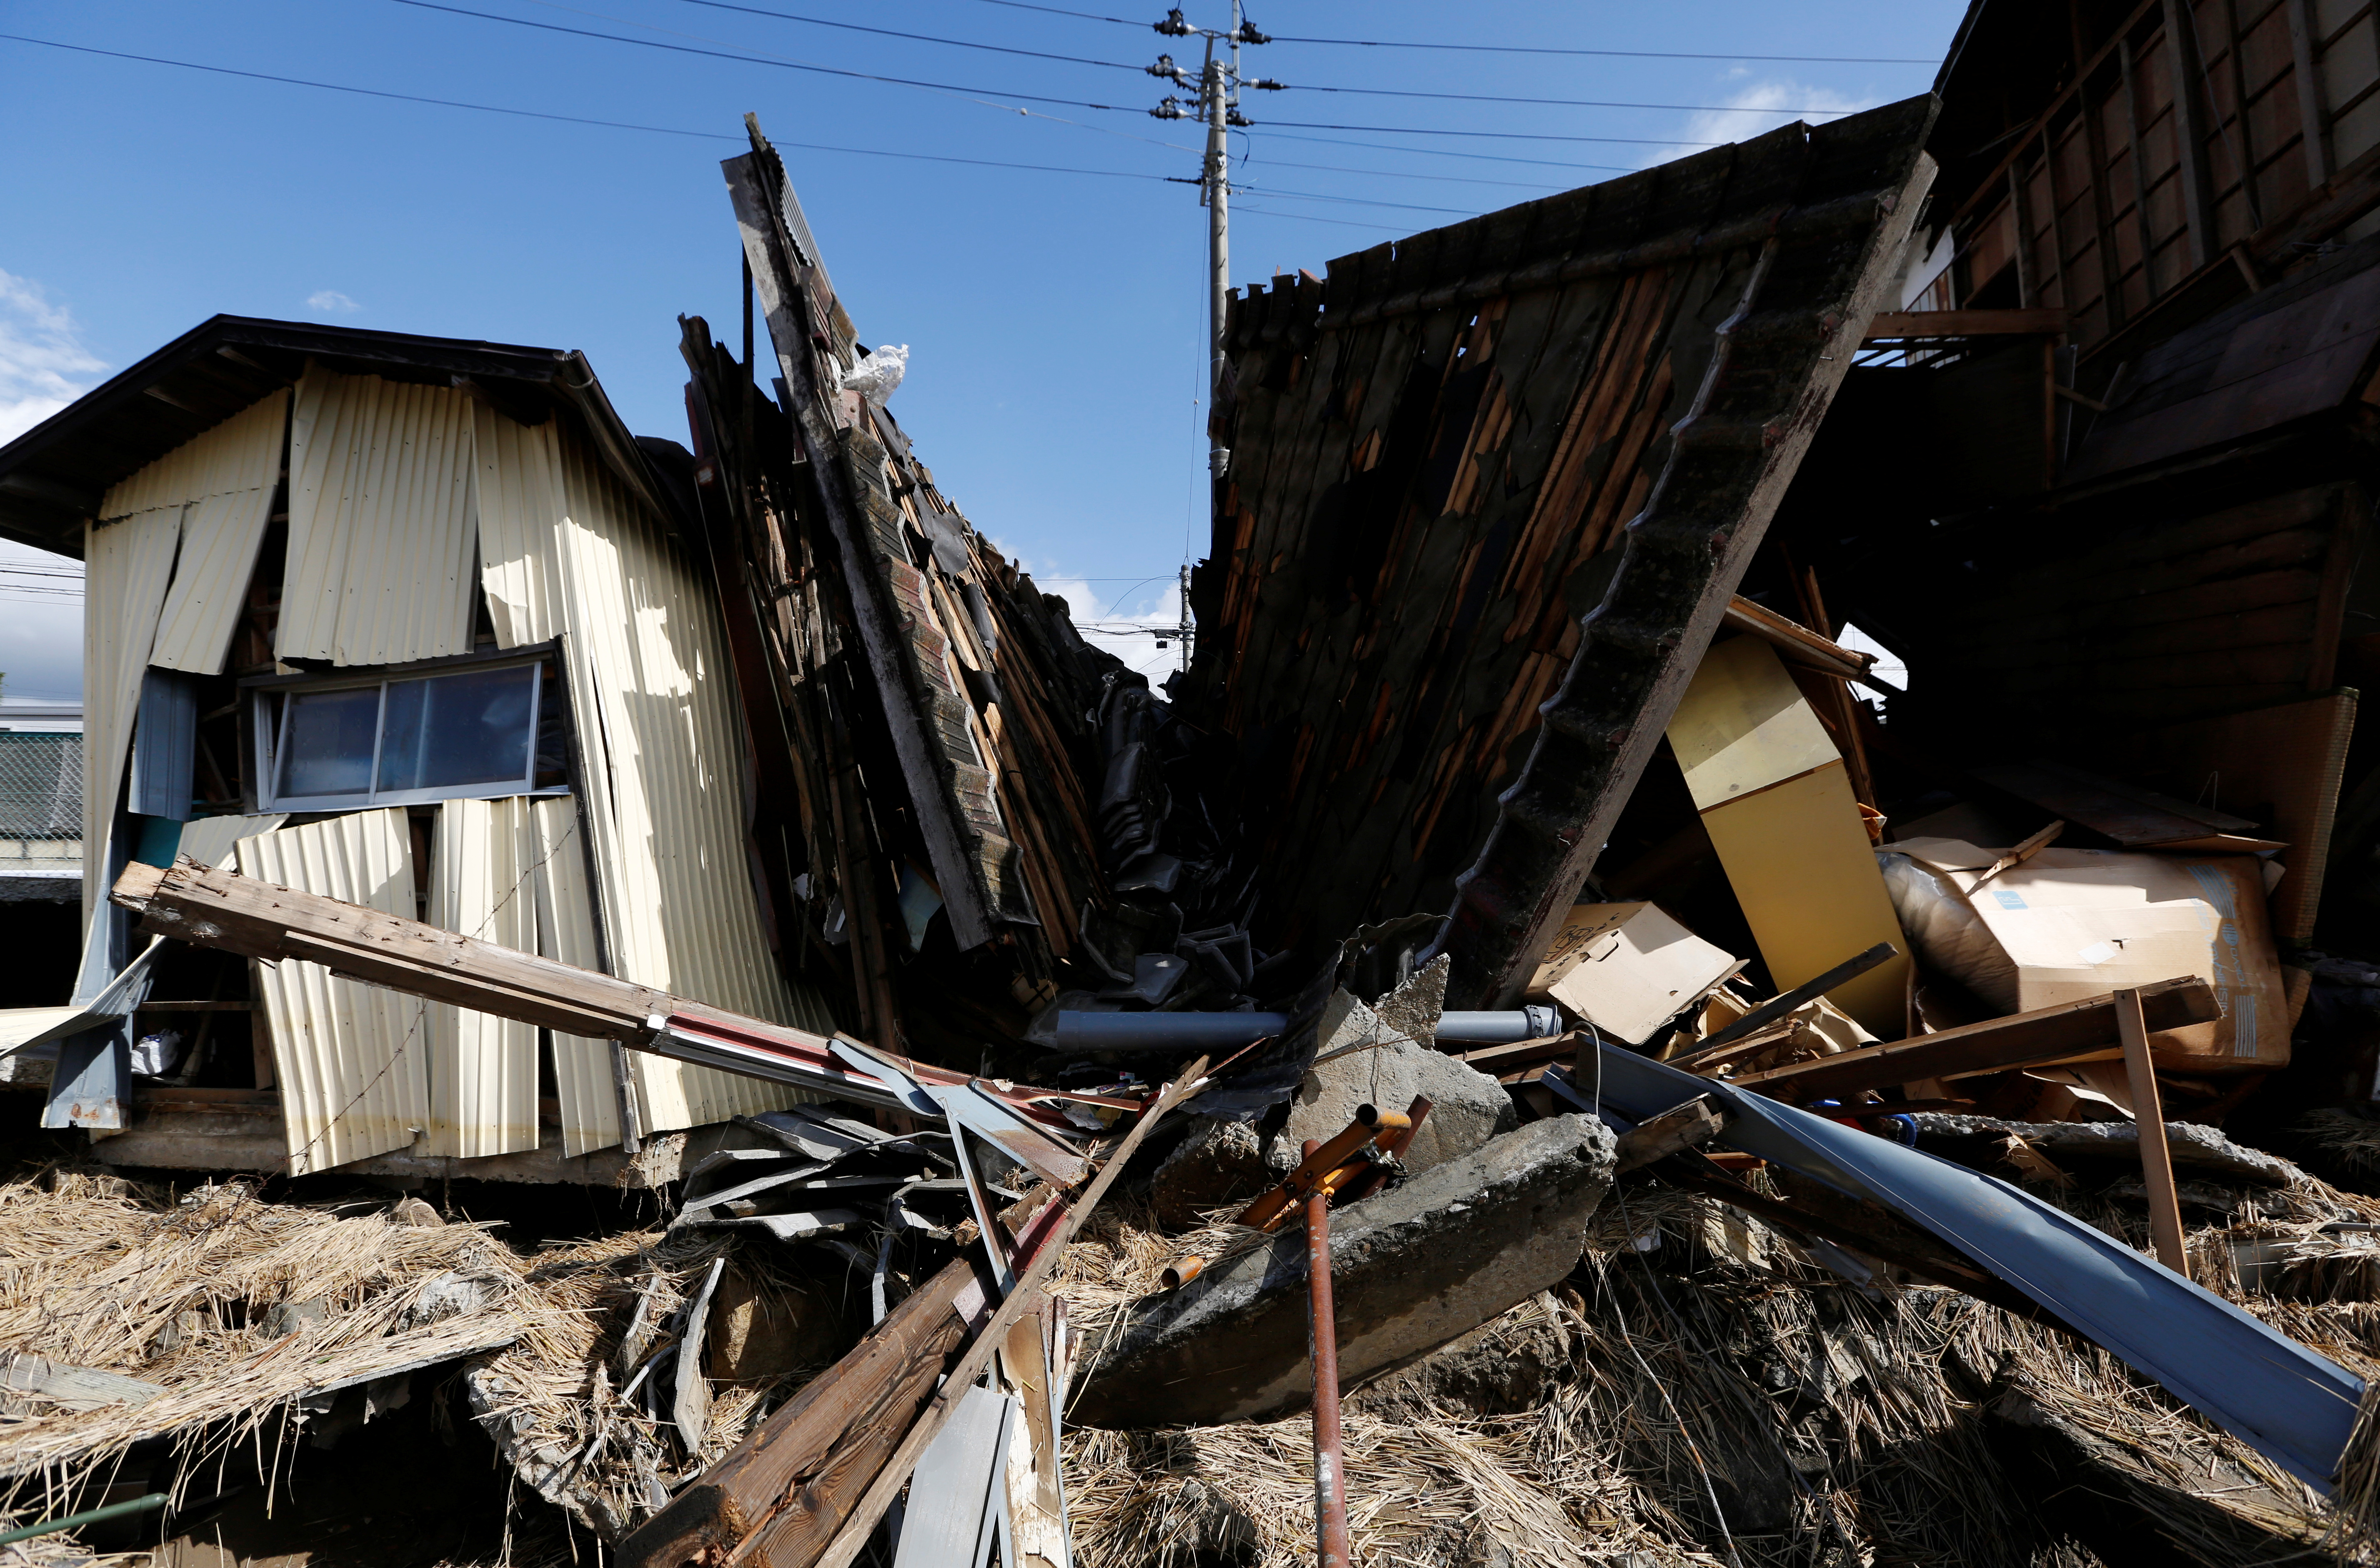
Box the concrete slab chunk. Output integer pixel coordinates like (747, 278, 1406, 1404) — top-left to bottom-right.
(1071, 1114, 1614, 1428)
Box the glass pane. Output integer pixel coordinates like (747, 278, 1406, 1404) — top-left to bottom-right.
(376, 665, 537, 794)
(280, 686, 381, 799)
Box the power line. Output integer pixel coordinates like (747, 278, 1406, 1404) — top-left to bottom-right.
(1247, 127, 1649, 172)
(0, 31, 746, 141)
(0, 32, 1574, 210)
(951, 0, 1938, 64)
(1258, 118, 1754, 146)
(415, 0, 1877, 120)
(393, 0, 1154, 113)
(1270, 35, 1935, 67)
(670, 0, 1143, 71)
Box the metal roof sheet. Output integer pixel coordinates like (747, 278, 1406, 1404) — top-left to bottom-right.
(80, 509, 180, 919)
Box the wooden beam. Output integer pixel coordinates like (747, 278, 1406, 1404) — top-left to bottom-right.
(108, 858, 1104, 1132)
(803, 1057, 1213, 1568)
(1864, 308, 2070, 338)
(616, 1251, 989, 1568)
(1725, 975, 2219, 1099)
(1613, 1096, 1732, 1174)
(2117, 988, 2190, 1272)
(2288, 0, 2331, 185)
(2165, 0, 2219, 272)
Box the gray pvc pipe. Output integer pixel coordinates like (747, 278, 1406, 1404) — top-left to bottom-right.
(1052, 1005, 1556, 1052)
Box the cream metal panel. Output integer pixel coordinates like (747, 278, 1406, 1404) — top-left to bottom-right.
(531, 795, 625, 1157)
(422, 798, 540, 1158)
(81, 509, 182, 922)
(99, 389, 287, 520)
(236, 810, 430, 1175)
(281, 365, 477, 666)
(550, 433, 831, 1133)
(471, 404, 566, 646)
(175, 812, 289, 870)
(471, 404, 829, 1140)
(146, 389, 291, 675)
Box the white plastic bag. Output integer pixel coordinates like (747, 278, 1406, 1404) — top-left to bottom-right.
(838, 343, 908, 406)
(1876, 850, 2020, 1012)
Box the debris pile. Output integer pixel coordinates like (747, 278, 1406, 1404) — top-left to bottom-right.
(20, 0, 2380, 1558)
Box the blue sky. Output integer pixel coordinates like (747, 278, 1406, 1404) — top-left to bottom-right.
(0, 0, 1964, 699)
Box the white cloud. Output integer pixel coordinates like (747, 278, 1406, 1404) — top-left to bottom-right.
(1643, 78, 1879, 167)
(307, 290, 360, 314)
(1039, 570, 1190, 682)
(0, 271, 107, 446)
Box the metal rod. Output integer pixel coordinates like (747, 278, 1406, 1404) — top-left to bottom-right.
(1681, 942, 1897, 1058)
(0, 1493, 168, 1547)
(2116, 987, 2189, 1272)
(1052, 1008, 1552, 1052)
(1303, 1138, 1350, 1568)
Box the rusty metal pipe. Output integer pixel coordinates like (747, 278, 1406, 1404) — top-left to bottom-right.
(1160, 1256, 1204, 1290)
(1236, 1105, 1407, 1232)
(1304, 1138, 1351, 1568)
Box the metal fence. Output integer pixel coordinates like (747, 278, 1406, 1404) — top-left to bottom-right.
(0, 732, 82, 844)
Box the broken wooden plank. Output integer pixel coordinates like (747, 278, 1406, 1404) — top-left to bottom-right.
(1612, 1096, 1732, 1175)
(614, 1247, 999, 1568)
(802, 1057, 1213, 1568)
(2116, 989, 2190, 1274)
(1864, 307, 2069, 337)
(108, 858, 1104, 1134)
(1725, 976, 2220, 1099)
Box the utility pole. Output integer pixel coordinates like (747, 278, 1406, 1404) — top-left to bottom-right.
(1148, 6, 1280, 486)
(1202, 38, 1229, 482)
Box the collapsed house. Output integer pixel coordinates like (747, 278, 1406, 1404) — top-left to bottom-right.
(0, 318, 836, 1175)
(18, 0, 2380, 1560)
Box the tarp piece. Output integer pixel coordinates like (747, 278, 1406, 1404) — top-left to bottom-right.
(1569, 1044, 2365, 1490)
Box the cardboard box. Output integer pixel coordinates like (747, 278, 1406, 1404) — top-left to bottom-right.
(1891, 836, 2287, 1072)
(1528, 902, 1741, 1047)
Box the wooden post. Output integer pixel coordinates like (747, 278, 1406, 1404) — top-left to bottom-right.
(2115, 987, 2189, 1273)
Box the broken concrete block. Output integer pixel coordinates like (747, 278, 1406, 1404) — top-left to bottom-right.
(1071, 1114, 1614, 1428)
(1149, 1115, 1274, 1227)
(1277, 989, 1514, 1177)
(1370, 952, 1449, 1049)
(1349, 1294, 1573, 1419)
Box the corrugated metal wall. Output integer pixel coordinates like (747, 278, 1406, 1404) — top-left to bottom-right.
(175, 812, 288, 870)
(80, 510, 180, 922)
(527, 794, 624, 1157)
(423, 797, 541, 1158)
(237, 810, 432, 1175)
(474, 402, 830, 1135)
(149, 389, 289, 674)
(281, 365, 477, 666)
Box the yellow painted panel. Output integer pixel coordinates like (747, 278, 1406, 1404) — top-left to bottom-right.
(1698, 761, 1911, 1035)
(531, 794, 624, 1157)
(146, 389, 291, 675)
(1668, 636, 1841, 811)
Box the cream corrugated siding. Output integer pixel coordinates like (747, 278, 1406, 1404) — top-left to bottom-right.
(473, 403, 829, 1137)
(175, 812, 289, 870)
(237, 811, 430, 1175)
(80, 510, 182, 922)
(472, 406, 566, 647)
(530, 795, 625, 1156)
(281, 365, 477, 666)
(148, 390, 291, 674)
(99, 388, 285, 518)
(422, 798, 540, 1158)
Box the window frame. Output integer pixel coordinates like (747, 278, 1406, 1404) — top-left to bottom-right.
(243, 643, 564, 813)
